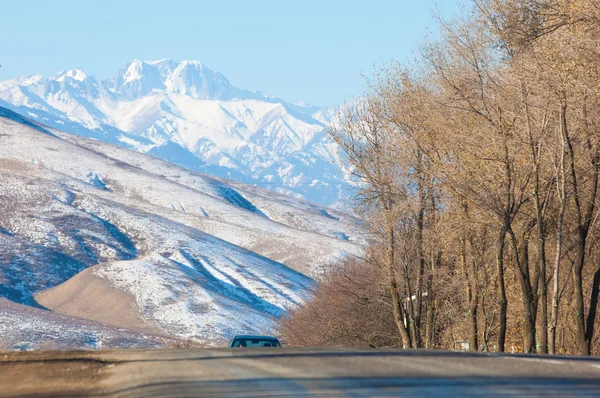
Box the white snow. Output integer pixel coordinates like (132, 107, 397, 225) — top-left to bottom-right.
(123, 60, 144, 84)
(0, 299, 174, 350)
(0, 60, 353, 208)
(55, 69, 89, 82)
(0, 106, 367, 345)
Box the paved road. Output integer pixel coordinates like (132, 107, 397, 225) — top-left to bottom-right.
(1, 348, 600, 397)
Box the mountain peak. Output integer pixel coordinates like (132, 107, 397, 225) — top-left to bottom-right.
(180, 60, 204, 68)
(105, 59, 232, 100)
(147, 58, 174, 65)
(55, 68, 89, 82)
(163, 60, 234, 99)
(123, 60, 145, 84)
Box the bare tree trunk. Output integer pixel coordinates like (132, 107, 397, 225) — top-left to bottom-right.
(533, 184, 548, 354)
(390, 276, 412, 349)
(413, 154, 426, 349)
(527, 224, 541, 353)
(561, 103, 597, 355)
(522, 81, 549, 354)
(549, 125, 567, 355)
(401, 246, 419, 349)
(507, 227, 537, 353)
(481, 287, 491, 352)
(423, 247, 438, 349)
(424, 195, 439, 351)
(468, 264, 479, 352)
(586, 267, 600, 355)
(496, 227, 508, 352)
(409, 310, 419, 349)
(462, 227, 479, 352)
(549, 195, 566, 354)
(572, 239, 589, 355)
(425, 294, 436, 349)
(584, 154, 600, 355)
(386, 220, 412, 349)
(495, 134, 515, 354)
(537, 222, 548, 354)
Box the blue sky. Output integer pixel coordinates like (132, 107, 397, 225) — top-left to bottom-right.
(1, 0, 462, 106)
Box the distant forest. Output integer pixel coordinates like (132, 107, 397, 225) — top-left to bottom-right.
(281, 0, 600, 356)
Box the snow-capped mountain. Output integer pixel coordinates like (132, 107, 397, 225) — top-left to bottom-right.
(0, 106, 364, 346)
(0, 60, 351, 207)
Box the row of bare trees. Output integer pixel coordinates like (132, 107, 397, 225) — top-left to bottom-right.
(281, 0, 600, 355)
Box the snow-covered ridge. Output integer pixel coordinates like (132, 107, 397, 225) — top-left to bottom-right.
(0, 60, 352, 207)
(0, 107, 365, 345)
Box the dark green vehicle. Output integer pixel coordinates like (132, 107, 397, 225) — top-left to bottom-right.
(228, 335, 282, 348)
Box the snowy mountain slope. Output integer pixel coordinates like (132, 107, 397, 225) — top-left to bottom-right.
(0, 107, 365, 344)
(43, 126, 365, 269)
(0, 60, 352, 207)
(0, 299, 177, 350)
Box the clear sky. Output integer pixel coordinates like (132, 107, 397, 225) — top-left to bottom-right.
(1, 0, 462, 107)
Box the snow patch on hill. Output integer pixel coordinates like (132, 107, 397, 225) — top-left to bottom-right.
(0, 299, 175, 350)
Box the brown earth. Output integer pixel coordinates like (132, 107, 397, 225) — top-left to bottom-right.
(35, 264, 162, 336)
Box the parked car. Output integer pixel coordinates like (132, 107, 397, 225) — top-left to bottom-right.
(228, 335, 282, 348)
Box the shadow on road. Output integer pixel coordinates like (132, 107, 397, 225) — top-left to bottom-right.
(5, 348, 600, 365)
(90, 376, 600, 397)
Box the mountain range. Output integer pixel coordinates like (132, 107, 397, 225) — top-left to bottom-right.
(0, 106, 365, 348)
(0, 59, 352, 208)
